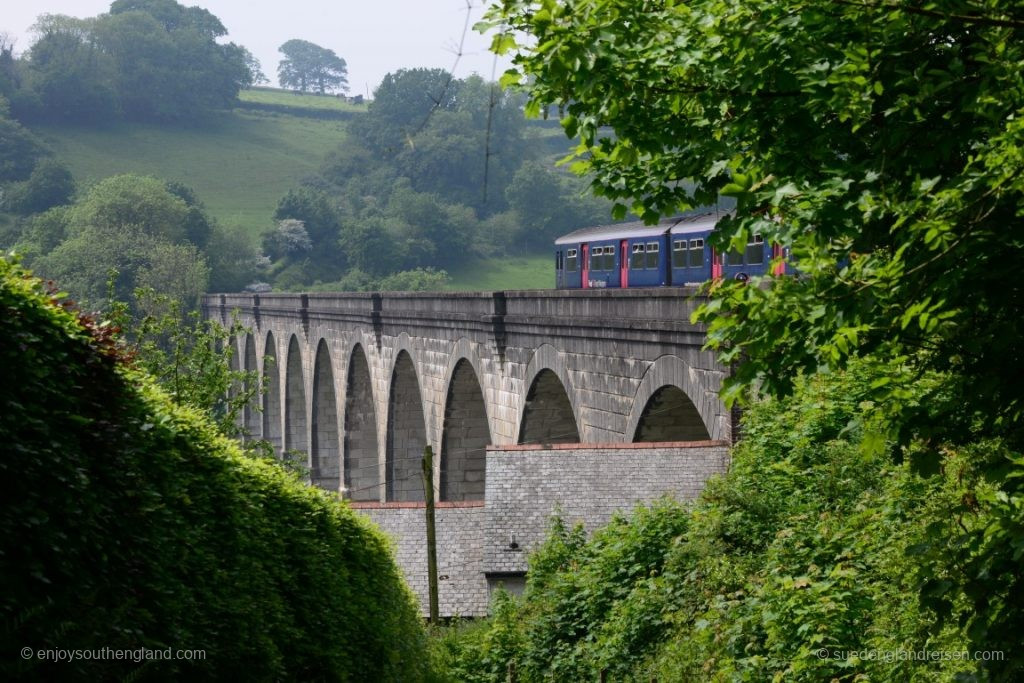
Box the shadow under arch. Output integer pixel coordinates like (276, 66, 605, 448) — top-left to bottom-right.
(440, 356, 491, 501)
(311, 339, 340, 491)
(386, 349, 427, 502)
(517, 345, 580, 445)
(262, 331, 282, 452)
(343, 342, 380, 501)
(625, 355, 716, 442)
(284, 334, 308, 459)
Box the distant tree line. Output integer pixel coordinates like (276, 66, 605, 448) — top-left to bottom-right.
(0, 0, 260, 124)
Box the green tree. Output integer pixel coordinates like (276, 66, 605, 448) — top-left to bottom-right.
(67, 174, 190, 243)
(239, 45, 268, 86)
(3, 159, 74, 215)
(21, 14, 121, 123)
(273, 186, 340, 246)
(30, 174, 210, 306)
(488, 0, 1024, 444)
(0, 114, 45, 183)
(95, 2, 249, 122)
(352, 68, 458, 154)
(486, 0, 1024, 674)
(504, 160, 610, 250)
(277, 39, 348, 94)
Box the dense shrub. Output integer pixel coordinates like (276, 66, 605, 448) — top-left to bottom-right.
(441, 362, 1022, 681)
(0, 258, 429, 681)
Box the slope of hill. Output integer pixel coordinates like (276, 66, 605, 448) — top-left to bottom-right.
(28, 108, 349, 238)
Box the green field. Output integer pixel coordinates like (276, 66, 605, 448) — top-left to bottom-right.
(29, 109, 349, 238)
(444, 253, 552, 291)
(239, 87, 367, 112)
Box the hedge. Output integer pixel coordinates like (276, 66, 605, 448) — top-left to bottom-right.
(0, 259, 429, 681)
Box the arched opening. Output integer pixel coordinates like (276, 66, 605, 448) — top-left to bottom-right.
(440, 359, 490, 501)
(243, 333, 259, 441)
(632, 385, 710, 442)
(386, 351, 426, 502)
(344, 344, 379, 501)
(262, 332, 282, 452)
(285, 336, 308, 462)
(311, 340, 339, 492)
(518, 369, 579, 444)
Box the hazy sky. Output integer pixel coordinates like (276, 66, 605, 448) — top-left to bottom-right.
(2, 0, 512, 97)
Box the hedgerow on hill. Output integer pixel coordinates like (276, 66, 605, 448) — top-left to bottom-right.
(437, 361, 1023, 681)
(0, 258, 429, 681)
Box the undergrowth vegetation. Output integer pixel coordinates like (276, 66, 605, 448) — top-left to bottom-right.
(0, 258, 430, 681)
(436, 362, 1022, 681)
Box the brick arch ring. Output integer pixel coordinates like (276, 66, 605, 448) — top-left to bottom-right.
(516, 343, 583, 443)
(624, 354, 723, 442)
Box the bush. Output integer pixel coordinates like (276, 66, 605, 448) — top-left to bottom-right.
(0, 258, 430, 681)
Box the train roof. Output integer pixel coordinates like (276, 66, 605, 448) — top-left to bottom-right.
(554, 212, 723, 245)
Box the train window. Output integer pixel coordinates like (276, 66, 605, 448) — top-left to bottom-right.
(672, 240, 685, 268)
(631, 243, 646, 269)
(689, 239, 704, 268)
(566, 248, 577, 272)
(645, 242, 659, 269)
(590, 248, 602, 271)
(727, 248, 744, 266)
(745, 233, 764, 265)
(603, 245, 616, 271)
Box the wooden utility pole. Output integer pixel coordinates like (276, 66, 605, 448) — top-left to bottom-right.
(422, 445, 439, 624)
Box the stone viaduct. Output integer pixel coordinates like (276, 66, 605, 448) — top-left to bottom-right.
(203, 288, 734, 615)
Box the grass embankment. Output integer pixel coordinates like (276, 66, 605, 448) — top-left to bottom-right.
(0, 259, 431, 681)
(29, 108, 349, 238)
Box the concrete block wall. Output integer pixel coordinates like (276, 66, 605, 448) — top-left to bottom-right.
(484, 442, 731, 574)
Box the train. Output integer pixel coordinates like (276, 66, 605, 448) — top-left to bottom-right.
(554, 212, 791, 289)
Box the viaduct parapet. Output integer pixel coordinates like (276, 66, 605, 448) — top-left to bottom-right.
(203, 288, 733, 615)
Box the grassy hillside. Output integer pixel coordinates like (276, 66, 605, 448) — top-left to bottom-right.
(239, 87, 367, 112)
(22, 89, 563, 292)
(444, 253, 552, 291)
(29, 109, 349, 238)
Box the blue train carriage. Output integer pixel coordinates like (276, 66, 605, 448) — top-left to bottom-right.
(717, 227, 794, 281)
(555, 218, 676, 289)
(668, 214, 718, 284)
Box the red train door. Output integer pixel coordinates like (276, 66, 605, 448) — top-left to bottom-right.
(620, 240, 629, 288)
(581, 243, 590, 289)
(772, 244, 786, 275)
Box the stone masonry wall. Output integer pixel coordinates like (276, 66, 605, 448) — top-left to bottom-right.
(484, 442, 730, 574)
(355, 503, 489, 617)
